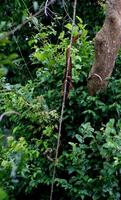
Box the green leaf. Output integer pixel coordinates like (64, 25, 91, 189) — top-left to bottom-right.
(75, 134, 83, 143)
(65, 23, 72, 30)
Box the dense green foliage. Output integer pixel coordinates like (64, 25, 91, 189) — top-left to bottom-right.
(1, 1, 121, 200)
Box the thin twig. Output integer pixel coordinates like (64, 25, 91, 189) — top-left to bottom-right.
(0, 111, 20, 121)
(45, 0, 50, 16)
(49, 1, 77, 200)
(62, 0, 73, 22)
(12, 35, 33, 79)
(45, 0, 56, 16)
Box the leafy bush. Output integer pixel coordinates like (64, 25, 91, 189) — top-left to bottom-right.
(1, 17, 121, 200)
(57, 120, 121, 200)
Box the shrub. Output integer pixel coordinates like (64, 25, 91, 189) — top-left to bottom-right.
(1, 17, 121, 200)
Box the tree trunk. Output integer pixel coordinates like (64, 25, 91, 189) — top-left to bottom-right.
(87, 0, 121, 96)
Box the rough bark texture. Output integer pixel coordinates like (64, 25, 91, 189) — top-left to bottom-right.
(87, 0, 121, 95)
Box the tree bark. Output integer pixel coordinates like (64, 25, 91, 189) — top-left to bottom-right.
(87, 0, 121, 95)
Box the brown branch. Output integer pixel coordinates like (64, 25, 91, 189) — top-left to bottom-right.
(62, 34, 80, 98)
